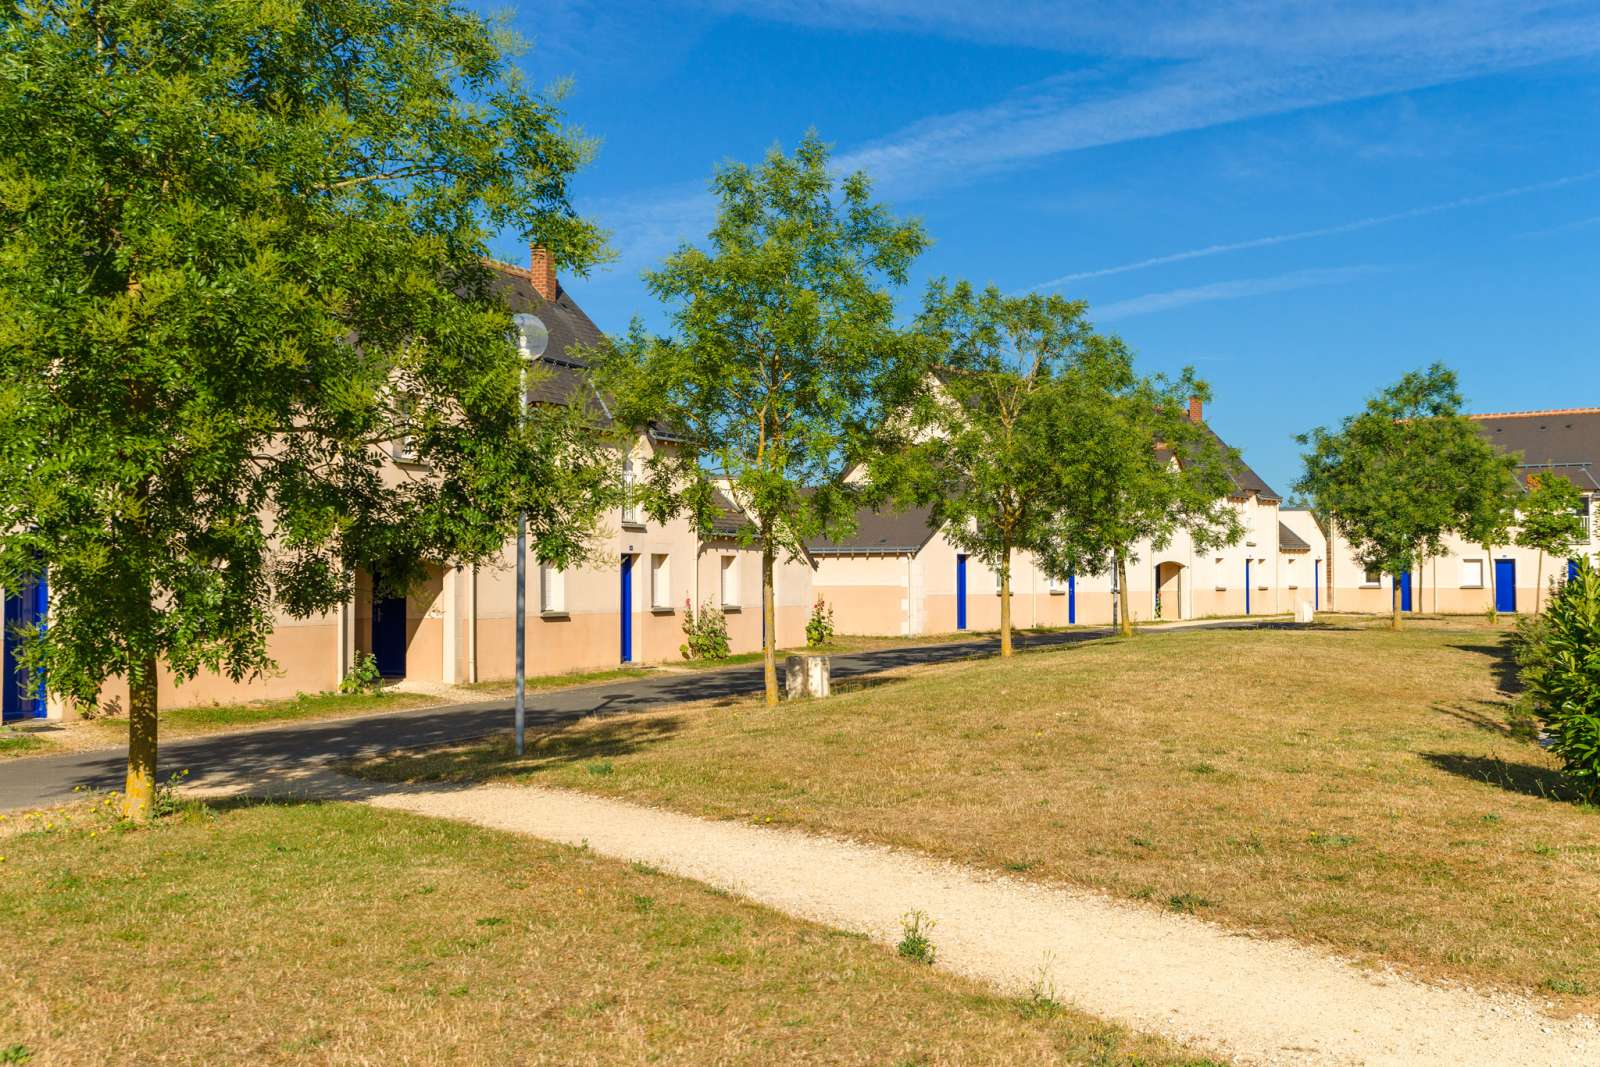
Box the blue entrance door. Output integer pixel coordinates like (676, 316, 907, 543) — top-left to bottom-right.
(1570, 558, 1581, 582)
(956, 555, 968, 630)
(1068, 574, 1076, 625)
(1494, 559, 1517, 613)
(371, 589, 407, 678)
(1244, 559, 1251, 614)
(3, 573, 47, 722)
(1314, 561, 1321, 610)
(620, 554, 634, 662)
(1399, 571, 1413, 612)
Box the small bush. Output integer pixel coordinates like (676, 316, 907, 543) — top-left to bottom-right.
(1514, 558, 1600, 800)
(805, 597, 835, 648)
(896, 910, 936, 964)
(339, 652, 383, 695)
(680, 600, 731, 661)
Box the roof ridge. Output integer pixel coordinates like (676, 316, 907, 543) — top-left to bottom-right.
(1467, 407, 1600, 420)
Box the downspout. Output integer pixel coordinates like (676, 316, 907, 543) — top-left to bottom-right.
(467, 563, 478, 684)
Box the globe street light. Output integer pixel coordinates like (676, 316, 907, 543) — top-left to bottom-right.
(511, 313, 547, 756)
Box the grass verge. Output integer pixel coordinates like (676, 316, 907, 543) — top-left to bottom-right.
(0, 728, 53, 759)
(87, 689, 438, 742)
(0, 799, 1218, 1066)
(353, 619, 1600, 1008)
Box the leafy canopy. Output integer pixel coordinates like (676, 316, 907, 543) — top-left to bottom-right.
(596, 132, 930, 558)
(0, 0, 611, 703)
(1296, 364, 1507, 580)
(1516, 472, 1587, 560)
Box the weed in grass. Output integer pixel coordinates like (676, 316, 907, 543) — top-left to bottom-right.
(1481, 813, 1502, 824)
(897, 910, 937, 965)
(1542, 976, 1590, 996)
(632, 894, 655, 913)
(1308, 832, 1357, 848)
(1003, 859, 1035, 873)
(0, 1046, 29, 1065)
(1166, 893, 1213, 914)
(1189, 762, 1219, 775)
(152, 770, 190, 819)
(1533, 843, 1557, 856)
(1017, 960, 1063, 1019)
(585, 760, 614, 777)
(475, 916, 506, 927)
(629, 861, 661, 876)
(1129, 836, 1155, 850)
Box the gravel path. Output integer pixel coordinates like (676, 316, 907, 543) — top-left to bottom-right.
(368, 782, 1600, 1067)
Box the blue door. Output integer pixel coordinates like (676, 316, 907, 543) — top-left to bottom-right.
(3, 573, 47, 722)
(1244, 559, 1251, 614)
(1068, 574, 1076, 625)
(371, 588, 407, 678)
(619, 554, 634, 662)
(1399, 571, 1413, 612)
(956, 555, 968, 630)
(1570, 559, 1581, 582)
(1494, 559, 1516, 613)
(1314, 561, 1321, 610)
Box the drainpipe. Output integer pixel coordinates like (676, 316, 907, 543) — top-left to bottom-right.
(467, 563, 478, 684)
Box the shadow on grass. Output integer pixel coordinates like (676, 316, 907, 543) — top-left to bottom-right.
(1433, 699, 1520, 739)
(1420, 752, 1574, 804)
(351, 713, 689, 786)
(1446, 640, 1521, 693)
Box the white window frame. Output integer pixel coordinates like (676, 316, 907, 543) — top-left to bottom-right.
(1363, 567, 1382, 587)
(650, 552, 671, 610)
(621, 458, 641, 527)
(1460, 558, 1485, 589)
(539, 561, 566, 614)
(719, 554, 740, 610)
(1257, 558, 1269, 590)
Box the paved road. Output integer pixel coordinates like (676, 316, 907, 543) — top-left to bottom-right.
(0, 619, 1272, 811)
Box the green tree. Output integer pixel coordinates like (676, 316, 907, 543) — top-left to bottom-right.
(0, 0, 611, 817)
(1039, 346, 1244, 638)
(1513, 557, 1600, 800)
(1459, 448, 1523, 622)
(596, 134, 929, 705)
(877, 280, 1098, 657)
(1296, 365, 1501, 630)
(1517, 472, 1587, 616)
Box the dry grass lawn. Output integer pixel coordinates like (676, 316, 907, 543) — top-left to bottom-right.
(0, 800, 1216, 1066)
(355, 618, 1600, 1008)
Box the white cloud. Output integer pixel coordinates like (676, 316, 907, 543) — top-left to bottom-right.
(1032, 170, 1600, 290)
(1094, 265, 1386, 321)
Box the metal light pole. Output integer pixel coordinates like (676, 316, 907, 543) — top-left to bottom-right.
(511, 313, 548, 756)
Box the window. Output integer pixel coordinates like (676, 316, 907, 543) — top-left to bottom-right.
(720, 554, 740, 609)
(390, 392, 422, 462)
(621, 458, 641, 526)
(1215, 556, 1226, 591)
(1257, 559, 1269, 590)
(650, 553, 671, 609)
(1286, 557, 1297, 590)
(1047, 573, 1065, 595)
(1363, 567, 1382, 586)
(1461, 558, 1485, 589)
(539, 562, 565, 614)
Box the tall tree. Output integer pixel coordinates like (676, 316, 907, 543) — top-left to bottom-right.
(877, 280, 1096, 657)
(596, 134, 929, 705)
(1517, 472, 1587, 616)
(0, 0, 611, 817)
(1038, 343, 1244, 638)
(1296, 365, 1502, 630)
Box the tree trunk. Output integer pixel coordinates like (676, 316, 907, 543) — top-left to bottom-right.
(123, 653, 159, 820)
(761, 540, 777, 706)
(998, 549, 1013, 657)
(1535, 551, 1544, 617)
(1117, 551, 1133, 637)
(1484, 543, 1497, 622)
(1390, 580, 1400, 631)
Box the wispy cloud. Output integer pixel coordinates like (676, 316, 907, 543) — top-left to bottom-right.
(1094, 265, 1386, 321)
(1032, 170, 1600, 290)
(1514, 213, 1600, 239)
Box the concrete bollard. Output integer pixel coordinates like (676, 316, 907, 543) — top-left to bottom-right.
(1295, 602, 1315, 624)
(785, 653, 831, 699)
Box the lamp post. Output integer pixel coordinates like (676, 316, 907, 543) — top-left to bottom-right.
(511, 312, 548, 756)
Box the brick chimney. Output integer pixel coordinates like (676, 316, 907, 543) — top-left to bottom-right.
(528, 245, 557, 302)
(1188, 397, 1203, 424)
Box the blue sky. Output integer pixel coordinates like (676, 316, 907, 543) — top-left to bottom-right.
(480, 1, 1600, 497)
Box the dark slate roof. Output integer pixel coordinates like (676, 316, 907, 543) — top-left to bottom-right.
(706, 489, 751, 538)
(806, 504, 941, 556)
(1159, 426, 1280, 502)
(1279, 521, 1311, 552)
(1470, 408, 1600, 491)
(487, 262, 614, 425)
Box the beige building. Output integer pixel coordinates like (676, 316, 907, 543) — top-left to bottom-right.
(1310, 408, 1600, 616)
(809, 403, 1308, 634)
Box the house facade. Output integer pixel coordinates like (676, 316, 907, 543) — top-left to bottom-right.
(1310, 407, 1600, 616)
(809, 402, 1310, 634)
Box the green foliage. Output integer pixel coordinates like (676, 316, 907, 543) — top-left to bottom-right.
(339, 652, 384, 695)
(680, 601, 731, 662)
(595, 133, 929, 699)
(1296, 365, 1512, 624)
(896, 910, 937, 964)
(1516, 473, 1587, 586)
(1514, 557, 1600, 800)
(0, 1, 612, 708)
(805, 597, 835, 648)
(151, 770, 190, 819)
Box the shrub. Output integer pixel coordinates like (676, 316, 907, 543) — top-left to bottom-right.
(805, 597, 835, 648)
(1514, 557, 1600, 800)
(339, 651, 383, 695)
(680, 600, 731, 661)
